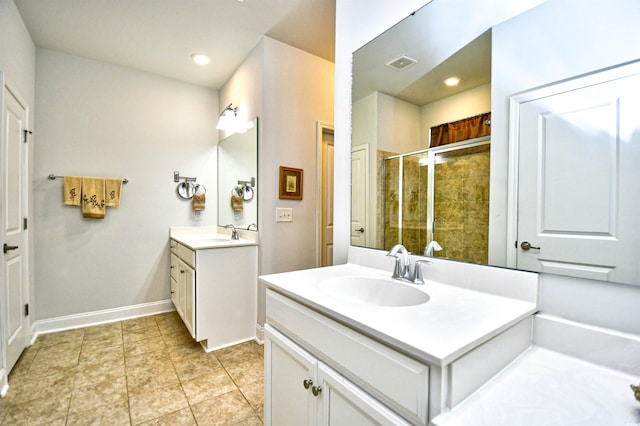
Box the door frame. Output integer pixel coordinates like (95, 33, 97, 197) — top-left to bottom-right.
(506, 59, 640, 269)
(315, 121, 334, 267)
(0, 75, 31, 394)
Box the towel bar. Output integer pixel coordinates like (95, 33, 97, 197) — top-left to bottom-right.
(48, 174, 129, 184)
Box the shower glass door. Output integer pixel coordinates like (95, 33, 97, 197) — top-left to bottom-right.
(383, 138, 490, 263)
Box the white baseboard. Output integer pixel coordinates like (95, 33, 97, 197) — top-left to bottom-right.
(255, 323, 264, 344)
(0, 368, 8, 398)
(34, 299, 175, 336)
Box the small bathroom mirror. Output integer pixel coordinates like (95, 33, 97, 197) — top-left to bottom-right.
(217, 117, 258, 230)
(176, 182, 196, 199)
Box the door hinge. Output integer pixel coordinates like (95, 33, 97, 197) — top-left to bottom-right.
(24, 217, 28, 230)
(24, 303, 29, 316)
(23, 129, 32, 143)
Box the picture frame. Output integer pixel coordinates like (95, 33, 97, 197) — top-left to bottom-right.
(279, 166, 303, 200)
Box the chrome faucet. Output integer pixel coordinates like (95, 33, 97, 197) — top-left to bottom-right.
(387, 244, 430, 284)
(246, 223, 257, 231)
(424, 240, 442, 257)
(224, 224, 239, 240)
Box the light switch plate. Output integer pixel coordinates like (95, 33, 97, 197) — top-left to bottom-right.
(276, 207, 293, 222)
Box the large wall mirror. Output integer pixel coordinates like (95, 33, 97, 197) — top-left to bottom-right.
(352, 0, 640, 286)
(218, 117, 258, 229)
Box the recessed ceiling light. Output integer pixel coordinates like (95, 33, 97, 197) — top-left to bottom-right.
(444, 77, 460, 87)
(191, 53, 211, 65)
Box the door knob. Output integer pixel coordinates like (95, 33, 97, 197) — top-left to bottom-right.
(355, 228, 364, 233)
(303, 379, 313, 389)
(3, 243, 18, 254)
(520, 241, 540, 251)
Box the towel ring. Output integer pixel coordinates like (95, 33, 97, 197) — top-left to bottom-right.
(195, 184, 206, 195)
(232, 185, 243, 197)
(243, 185, 254, 201)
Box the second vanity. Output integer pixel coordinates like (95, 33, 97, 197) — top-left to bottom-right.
(170, 226, 257, 351)
(260, 248, 539, 425)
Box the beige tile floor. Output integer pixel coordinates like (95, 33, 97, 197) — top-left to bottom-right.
(0, 312, 264, 425)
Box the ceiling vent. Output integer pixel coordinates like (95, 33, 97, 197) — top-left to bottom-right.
(385, 55, 418, 71)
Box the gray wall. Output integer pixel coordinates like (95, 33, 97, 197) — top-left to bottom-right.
(33, 49, 219, 319)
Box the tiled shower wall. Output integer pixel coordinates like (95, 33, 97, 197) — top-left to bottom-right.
(381, 147, 490, 264)
(433, 148, 490, 264)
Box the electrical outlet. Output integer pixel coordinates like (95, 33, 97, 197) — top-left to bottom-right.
(276, 207, 293, 222)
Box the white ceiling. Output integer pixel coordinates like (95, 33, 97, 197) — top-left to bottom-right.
(14, 0, 336, 90)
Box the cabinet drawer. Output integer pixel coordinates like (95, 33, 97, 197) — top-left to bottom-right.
(266, 290, 429, 425)
(177, 243, 195, 268)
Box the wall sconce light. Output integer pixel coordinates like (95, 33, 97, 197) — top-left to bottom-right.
(216, 103, 254, 135)
(216, 103, 239, 131)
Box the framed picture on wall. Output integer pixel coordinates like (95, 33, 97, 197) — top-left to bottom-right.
(279, 166, 303, 200)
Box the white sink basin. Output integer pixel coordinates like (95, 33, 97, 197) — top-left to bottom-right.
(317, 276, 430, 307)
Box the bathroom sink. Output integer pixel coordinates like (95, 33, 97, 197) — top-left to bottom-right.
(317, 276, 430, 307)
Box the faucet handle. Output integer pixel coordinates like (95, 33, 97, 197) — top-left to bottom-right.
(413, 260, 432, 285)
(386, 254, 404, 279)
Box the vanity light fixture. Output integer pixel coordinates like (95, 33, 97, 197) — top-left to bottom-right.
(444, 76, 460, 87)
(191, 53, 211, 65)
(216, 103, 254, 134)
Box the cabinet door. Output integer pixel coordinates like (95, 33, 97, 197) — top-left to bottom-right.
(265, 325, 316, 426)
(317, 363, 410, 426)
(170, 253, 178, 307)
(176, 259, 186, 319)
(182, 261, 195, 338)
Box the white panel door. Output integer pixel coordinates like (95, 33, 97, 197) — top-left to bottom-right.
(2, 84, 28, 373)
(320, 127, 334, 266)
(351, 145, 368, 246)
(516, 64, 640, 284)
(317, 363, 410, 426)
(264, 325, 316, 426)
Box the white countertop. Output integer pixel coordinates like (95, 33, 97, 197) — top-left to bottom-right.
(260, 263, 537, 366)
(170, 226, 257, 249)
(431, 346, 640, 426)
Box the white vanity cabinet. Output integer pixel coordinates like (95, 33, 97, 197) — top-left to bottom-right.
(170, 241, 196, 336)
(169, 238, 257, 351)
(265, 289, 429, 426)
(265, 325, 412, 426)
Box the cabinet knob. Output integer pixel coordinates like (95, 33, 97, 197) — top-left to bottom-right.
(311, 385, 322, 397)
(180, 270, 185, 274)
(303, 379, 313, 389)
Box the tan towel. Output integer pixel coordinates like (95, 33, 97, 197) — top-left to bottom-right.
(193, 193, 206, 211)
(105, 178, 122, 207)
(82, 177, 106, 219)
(63, 176, 82, 206)
(231, 195, 243, 212)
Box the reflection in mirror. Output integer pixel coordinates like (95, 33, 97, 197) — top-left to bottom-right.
(217, 118, 258, 229)
(352, 5, 492, 264)
(351, 0, 640, 286)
